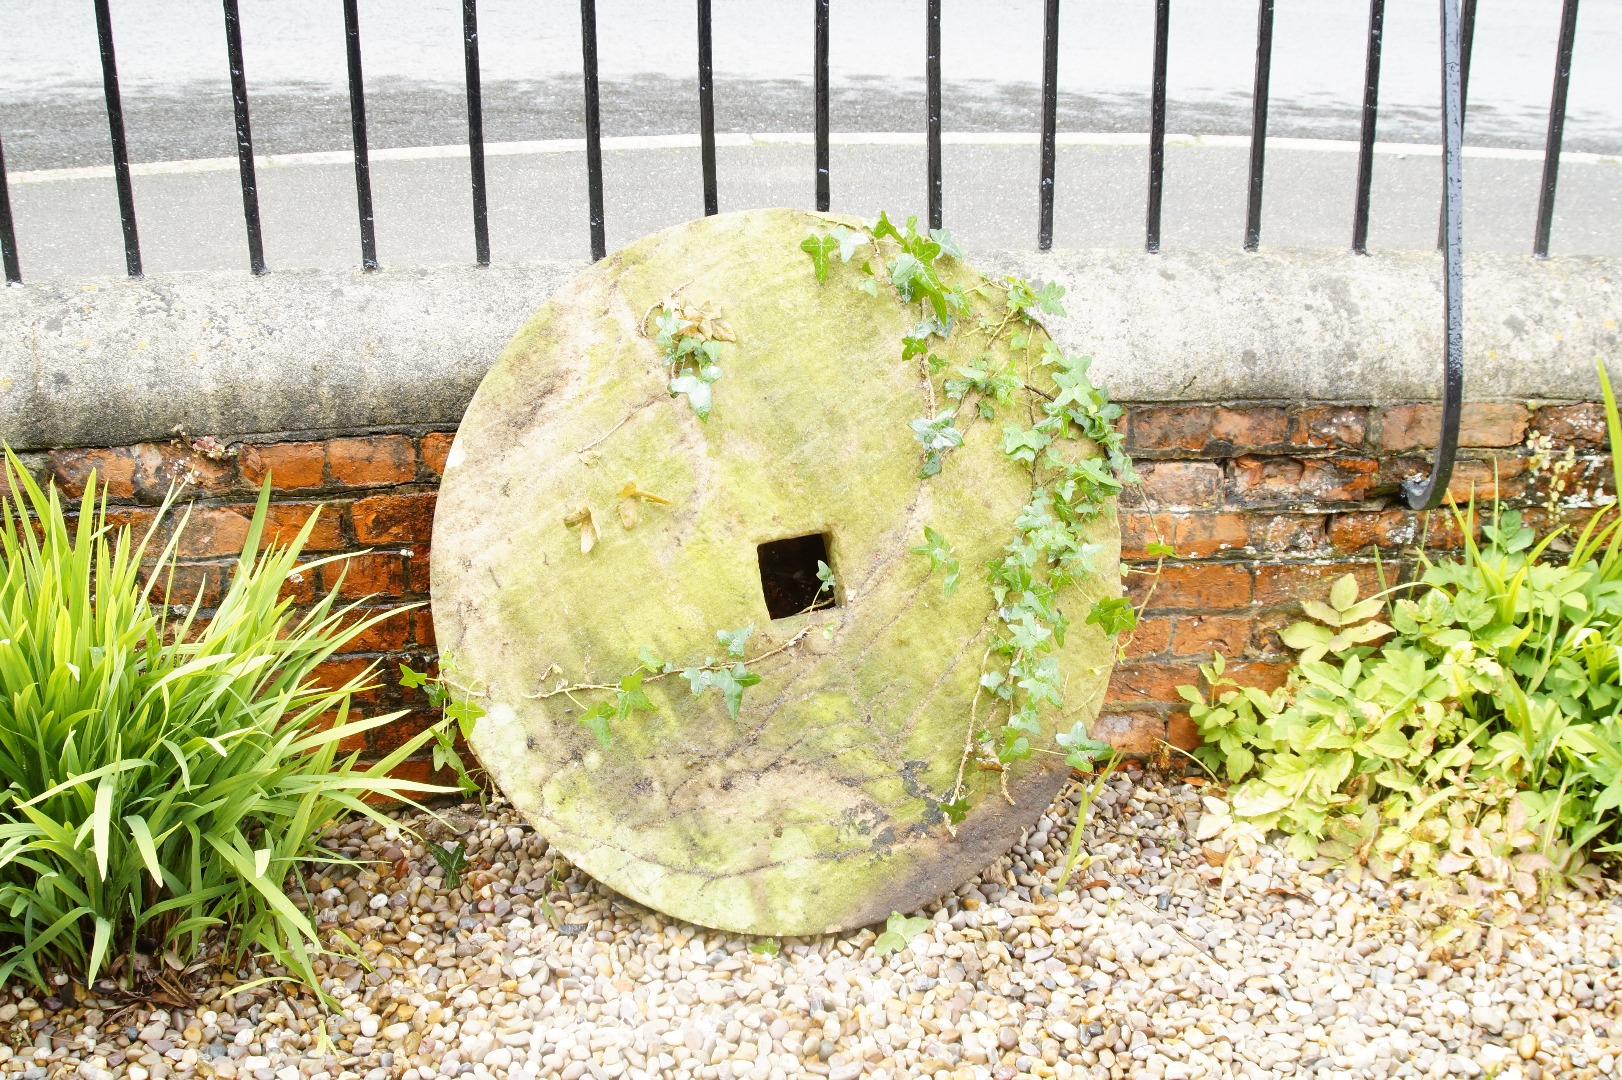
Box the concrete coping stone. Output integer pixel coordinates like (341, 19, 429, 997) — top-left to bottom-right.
(1, 246, 1616, 451)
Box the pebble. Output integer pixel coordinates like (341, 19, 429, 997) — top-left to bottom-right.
(9, 770, 1621, 1080)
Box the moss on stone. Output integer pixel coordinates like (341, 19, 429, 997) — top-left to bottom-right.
(431, 208, 1120, 935)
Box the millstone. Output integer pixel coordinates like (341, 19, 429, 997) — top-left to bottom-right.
(430, 208, 1120, 936)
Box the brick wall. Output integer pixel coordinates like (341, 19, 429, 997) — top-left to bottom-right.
(28, 400, 1614, 774)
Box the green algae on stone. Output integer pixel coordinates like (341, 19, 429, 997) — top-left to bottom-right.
(430, 208, 1121, 936)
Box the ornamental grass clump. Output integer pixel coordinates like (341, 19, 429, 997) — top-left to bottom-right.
(0, 454, 446, 993)
(1187, 361, 1622, 921)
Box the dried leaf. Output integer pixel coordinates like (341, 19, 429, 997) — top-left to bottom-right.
(619, 498, 638, 530)
(563, 506, 598, 554)
(617, 481, 673, 506)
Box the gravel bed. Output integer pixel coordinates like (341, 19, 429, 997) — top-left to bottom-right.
(8, 768, 1622, 1080)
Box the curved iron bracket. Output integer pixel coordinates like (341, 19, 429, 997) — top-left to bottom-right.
(1404, 0, 1465, 510)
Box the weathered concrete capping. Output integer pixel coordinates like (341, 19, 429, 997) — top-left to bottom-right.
(2, 247, 1617, 452)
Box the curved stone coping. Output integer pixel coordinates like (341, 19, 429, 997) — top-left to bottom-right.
(2, 247, 1616, 451)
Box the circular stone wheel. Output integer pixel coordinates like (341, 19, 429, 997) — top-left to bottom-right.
(431, 208, 1120, 936)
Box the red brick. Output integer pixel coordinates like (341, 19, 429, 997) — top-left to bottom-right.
(369, 709, 441, 755)
(1088, 710, 1167, 755)
(1530, 403, 1608, 448)
(1253, 561, 1384, 608)
(1228, 455, 1378, 507)
(1174, 513, 1248, 558)
(334, 606, 415, 654)
(1446, 456, 1527, 503)
(1127, 406, 1211, 453)
(309, 656, 383, 704)
(325, 552, 408, 598)
(175, 507, 254, 558)
(407, 548, 432, 595)
(240, 441, 327, 491)
(1131, 562, 1252, 611)
(1173, 615, 1251, 658)
(48, 448, 136, 499)
(1289, 406, 1367, 449)
(279, 560, 319, 605)
(1209, 406, 1289, 452)
(328, 436, 416, 487)
(1381, 402, 1531, 451)
(263, 502, 347, 552)
(1328, 508, 1472, 552)
(1166, 711, 1202, 752)
(130, 441, 238, 500)
(102, 505, 161, 540)
(1247, 514, 1329, 556)
(1224, 659, 1293, 692)
(420, 432, 457, 476)
(1119, 512, 1176, 559)
(152, 561, 229, 609)
(352, 491, 438, 544)
(1128, 461, 1223, 510)
(411, 609, 438, 648)
(1106, 661, 1203, 705)
(1121, 616, 1171, 659)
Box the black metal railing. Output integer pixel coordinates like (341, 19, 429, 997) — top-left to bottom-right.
(0, 0, 1595, 505)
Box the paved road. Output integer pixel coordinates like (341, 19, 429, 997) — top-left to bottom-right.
(2, 0, 1619, 278)
(7, 136, 1618, 280)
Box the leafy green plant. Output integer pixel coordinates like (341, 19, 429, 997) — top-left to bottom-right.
(0, 455, 448, 994)
(649, 298, 734, 420)
(1186, 360, 1622, 911)
(427, 840, 469, 889)
(399, 661, 484, 799)
(872, 910, 933, 956)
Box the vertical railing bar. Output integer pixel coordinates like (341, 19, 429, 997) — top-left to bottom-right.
(93, 0, 142, 278)
(581, 0, 606, 261)
(1243, 0, 1273, 251)
(814, 0, 830, 213)
(1351, 0, 1384, 254)
(1145, 0, 1169, 253)
(698, 0, 719, 216)
(222, 0, 266, 275)
(926, 0, 942, 231)
(1534, 0, 1580, 259)
(1403, 0, 1464, 510)
(463, 0, 490, 266)
(1037, 0, 1060, 251)
(0, 130, 20, 285)
(1436, 0, 1475, 249)
(342, 0, 378, 270)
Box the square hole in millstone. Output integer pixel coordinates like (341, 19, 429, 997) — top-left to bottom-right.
(757, 533, 837, 620)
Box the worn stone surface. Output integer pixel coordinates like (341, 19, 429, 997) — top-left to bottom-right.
(4, 248, 1618, 450)
(430, 208, 1121, 936)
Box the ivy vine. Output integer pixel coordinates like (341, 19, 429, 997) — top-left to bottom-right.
(799, 211, 1139, 820)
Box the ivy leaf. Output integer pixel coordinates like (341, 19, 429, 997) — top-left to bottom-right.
(682, 667, 714, 696)
(1033, 280, 1066, 315)
(615, 672, 656, 723)
(1001, 424, 1052, 465)
(717, 624, 755, 658)
(398, 663, 427, 689)
(445, 699, 485, 739)
(578, 701, 614, 747)
(938, 795, 969, 824)
(855, 279, 880, 297)
(816, 560, 836, 593)
(831, 224, 863, 263)
(669, 373, 715, 420)
(749, 938, 781, 956)
(910, 526, 961, 597)
(873, 911, 933, 957)
(710, 663, 762, 719)
(1017, 659, 1062, 706)
(1057, 723, 1114, 769)
(930, 227, 963, 260)
(638, 645, 665, 673)
(1144, 541, 1176, 558)
(801, 231, 839, 282)
(1086, 596, 1138, 637)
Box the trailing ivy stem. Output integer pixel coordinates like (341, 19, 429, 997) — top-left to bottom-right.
(527, 624, 816, 701)
(950, 638, 997, 804)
